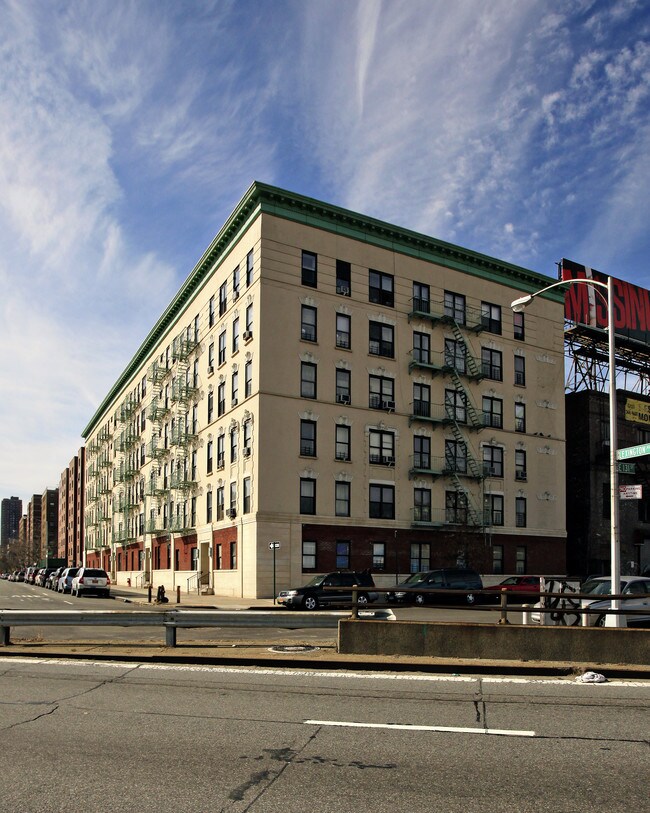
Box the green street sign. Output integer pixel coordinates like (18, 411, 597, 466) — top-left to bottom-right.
(618, 462, 636, 474)
(617, 443, 650, 460)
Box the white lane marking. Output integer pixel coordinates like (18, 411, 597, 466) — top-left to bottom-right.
(305, 719, 536, 737)
(0, 658, 646, 687)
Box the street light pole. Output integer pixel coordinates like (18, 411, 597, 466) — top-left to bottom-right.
(511, 276, 621, 626)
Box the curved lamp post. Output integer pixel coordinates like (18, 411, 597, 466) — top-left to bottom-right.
(511, 276, 621, 626)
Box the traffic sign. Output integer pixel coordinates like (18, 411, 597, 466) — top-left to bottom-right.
(618, 462, 636, 474)
(616, 443, 650, 460)
(269, 542, 280, 549)
(619, 485, 642, 500)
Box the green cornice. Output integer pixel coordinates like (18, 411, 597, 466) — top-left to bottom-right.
(82, 181, 559, 437)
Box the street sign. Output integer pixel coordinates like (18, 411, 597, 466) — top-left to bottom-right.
(618, 462, 636, 474)
(616, 443, 650, 460)
(619, 485, 642, 500)
(269, 542, 280, 549)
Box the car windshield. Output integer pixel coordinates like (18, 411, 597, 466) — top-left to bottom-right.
(500, 577, 520, 586)
(400, 572, 428, 585)
(304, 575, 326, 587)
(582, 579, 615, 596)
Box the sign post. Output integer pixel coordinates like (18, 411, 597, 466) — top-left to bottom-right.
(269, 542, 280, 603)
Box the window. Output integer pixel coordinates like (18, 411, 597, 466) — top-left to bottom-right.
(206, 440, 213, 474)
(446, 490, 468, 524)
(413, 435, 431, 470)
(335, 482, 350, 516)
(445, 439, 466, 474)
(481, 301, 502, 334)
(207, 390, 214, 423)
(301, 305, 317, 342)
(230, 427, 238, 462)
(515, 402, 526, 433)
(216, 486, 224, 520)
(513, 311, 525, 341)
(336, 259, 351, 295)
(219, 282, 227, 316)
(232, 317, 239, 353)
(302, 540, 317, 569)
(372, 542, 385, 570)
(412, 383, 431, 418)
(336, 368, 351, 404)
(300, 419, 317, 456)
(410, 542, 430, 573)
(444, 339, 466, 373)
(369, 484, 395, 519)
(218, 330, 226, 366)
(514, 355, 526, 386)
(482, 396, 503, 429)
(483, 445, 504, 477)
(230, 541, 237, 569)
(215, 544, 222, 570)
(516, 497, 527, 528)
(369, 429, 395, 466)
(232, 265, 240, 299)
(481, 347, 502, 380)
(231, 371, 238, 405)
(493, 545, 504, 575)
(515, 450, 527, 481)
(414, 488, 431, 522)
(336, 313, 351, 349)
(369, 321, 394, 358)
(229, 481, 237, 511)
(413, 282, 430, 314)
(246, 249, 254, 286)
(208, 342, 215, 371)
(245, 360, 252, 398)
(209, 295, 215, 328)
(300, 478, 316, 514)
(243, 419, 251, 452)
(245, 303, 253, 334)
(217, 382, 225, 416)
(243, 477, 251, 514)
(335, 424, 351, 461)
(194, 313, 200, 342)
(217, 434, 225, 470)
(191, 497, 196, 527)
(369, 374, 394, 410)
(206, 490, 213, 523)
(300, 362, 317, 399)
(413, 331, 430, 364)
(301, 250, 317, 287)
(369, 269, 394, 307)
(446, 389, 467, 423)
(336, 540, 350, 569)
(486, 493, 504, 526)
(516, 546, 527, 574)
(444, 291, 466, 324)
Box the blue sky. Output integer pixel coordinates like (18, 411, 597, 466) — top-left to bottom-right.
(1, 0, 649, 507)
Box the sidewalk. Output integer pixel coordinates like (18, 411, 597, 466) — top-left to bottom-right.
(112, 583, 277, 609)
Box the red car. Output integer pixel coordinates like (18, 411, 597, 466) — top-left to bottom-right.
(484, 576, 541, 603)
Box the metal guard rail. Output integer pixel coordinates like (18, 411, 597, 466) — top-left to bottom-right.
(0, 608, 395, 648)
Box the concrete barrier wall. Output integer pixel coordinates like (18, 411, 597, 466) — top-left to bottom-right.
(339, 620, 650, 666)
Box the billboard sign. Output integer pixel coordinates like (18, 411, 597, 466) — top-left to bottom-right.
(560, 258, 650, 346)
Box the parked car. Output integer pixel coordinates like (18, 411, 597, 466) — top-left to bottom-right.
(386, 572, 431, 603)
(483, 576, 541, 603)
(47, 567, 65, 590)
(71, 567, 111, 598)
(277, 571, 377, 610)
(57, 567, 80, 593)
(393, 568, 483, 606)
(24, 566, 39, 585)
(531, 576, 650, 626)
(35, 568, 56, 587)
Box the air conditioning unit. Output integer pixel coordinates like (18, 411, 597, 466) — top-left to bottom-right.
(383, 456, 395, 466)
(338, 286, 350, 296)
(233, 290, 240, 300)
(335, 452, 349, 461)
(226, 508, 236, 519)
(336, 394, 350, 404)
(243, 330, 252, 341)
(243, 446, 251, 457)
(484, 466, 497, 477)
(515, 470, 527, 481)
(207, 365, 214, 375)
(382, 400, 395, 411)
(232, 397, 238, 406)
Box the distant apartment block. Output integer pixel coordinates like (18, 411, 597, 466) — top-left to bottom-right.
(58, 452, 84, 566)
(1, 496, 22, 546)
(40, 488, 59, 563)
(82, 183, 567, 598)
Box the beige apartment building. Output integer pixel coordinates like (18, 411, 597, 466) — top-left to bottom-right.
(82, 183, 567, 598)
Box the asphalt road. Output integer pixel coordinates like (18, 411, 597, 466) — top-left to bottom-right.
(0, 657, 647, 813)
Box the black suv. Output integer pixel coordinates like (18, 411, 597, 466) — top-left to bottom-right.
(277, 571, 377, 610)
(388, 568, 483, 605)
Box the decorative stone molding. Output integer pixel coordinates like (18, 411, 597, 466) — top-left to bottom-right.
(299, 409, 318, 421)
(536, 400, 557, 409)
(537, 445, 557, 455)
(300, 295, 317, 307)
(300, 351, 317, 363)
(368, 312, 397, 326)
(536, 354, 556, 364)
(537, 492, 557, 501)
(300, 468, 318, 479)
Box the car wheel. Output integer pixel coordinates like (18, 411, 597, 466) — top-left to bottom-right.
(357, 593, 369, 606)
(302, 595, 318, 611)
(466, 593, 477, 605)
(414, 593, 426, 606)
(596, 614, 606, 627)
